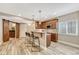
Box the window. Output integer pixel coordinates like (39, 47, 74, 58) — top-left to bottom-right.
(58, 22, 67, 34)
(67, 20, 77, 35)
(58, 20, 78, 36)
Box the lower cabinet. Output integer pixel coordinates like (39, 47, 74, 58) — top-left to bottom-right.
(46, 34, 51, 47)
(51, 33, 58, 42)
(9, 30, 15, 38)
(46, 33, 58, 47)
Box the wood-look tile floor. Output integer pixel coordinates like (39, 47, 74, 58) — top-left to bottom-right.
(0, 38, 42, 55)
(0, 38, 79, 55)
(40, 42, 79, 55)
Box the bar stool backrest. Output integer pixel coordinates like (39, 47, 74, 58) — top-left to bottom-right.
(27, 33, 30, 37)
(25, 32, 28, 36)
(31, 32, 34, 38)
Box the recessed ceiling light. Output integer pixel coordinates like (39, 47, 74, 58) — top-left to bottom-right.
(18, 14, 22, 16)
(12, 23, 16, 27)
(28, 23, 31, 26)
(53, 12, 57, 15)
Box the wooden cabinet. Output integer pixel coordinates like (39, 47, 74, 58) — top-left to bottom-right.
(46, 33, 58, 47)
(35, 19, 58, 29)
(46, 34, 51, 47)
(35, 21, 42, 29)
(51, 33, 58, 42)
(9, 30, 15, 38)
(42, 22, 47, 29)
(46, 19, 58, 29)
(51, 20, 57, 29)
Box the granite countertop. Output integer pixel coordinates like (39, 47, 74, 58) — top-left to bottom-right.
(33, 29, 58, 34)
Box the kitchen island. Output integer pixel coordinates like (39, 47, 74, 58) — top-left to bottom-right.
(33, 31, 52, 50)
(32, 29, 58, 50)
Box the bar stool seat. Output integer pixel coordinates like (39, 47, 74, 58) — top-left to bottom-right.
(25, 32, 32, 45)
(25, 32, 40, 52)
(31, 32, 40, 52)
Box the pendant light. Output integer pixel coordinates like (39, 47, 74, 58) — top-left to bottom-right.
(38, 10, 42, 24)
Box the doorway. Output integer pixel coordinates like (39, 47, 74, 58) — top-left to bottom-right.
(3, 19, 20, 42)
(9, 22, 16, 38)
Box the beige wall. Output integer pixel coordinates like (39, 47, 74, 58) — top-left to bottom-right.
(58, 11, 79, 45)
(27, 21, 35, 32)
(0, 17, 3, 44)
(20, 23, 28, 37)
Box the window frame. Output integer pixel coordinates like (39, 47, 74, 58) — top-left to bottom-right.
(58, 20, 78, 36)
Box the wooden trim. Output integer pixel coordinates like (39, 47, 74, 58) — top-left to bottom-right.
(16, 23, 20, 38)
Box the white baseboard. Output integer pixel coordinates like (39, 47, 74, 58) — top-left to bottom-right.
(59, 40, 79, 48)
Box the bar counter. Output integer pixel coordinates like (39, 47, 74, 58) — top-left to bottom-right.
(33, 31, 51, 50)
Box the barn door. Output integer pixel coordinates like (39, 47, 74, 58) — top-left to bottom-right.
(3, 19, 9, 42)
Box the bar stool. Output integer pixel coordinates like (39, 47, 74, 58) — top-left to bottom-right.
(25, 32, 32, 45)
(31, 32, 40, 52)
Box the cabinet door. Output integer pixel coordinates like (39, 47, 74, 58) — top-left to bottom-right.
(52, 20, 57, 29)
(42, 22, 47, 29)
(3, 19, 9, 42)
(47, 34, 51, 47)
(35, 22, 41, 29)
(51, 33, 58, 42)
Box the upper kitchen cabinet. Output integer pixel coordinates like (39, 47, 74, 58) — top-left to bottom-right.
(35, 19, 58, 29)
(35, 21, 42, 29)
(50, 19, 58, 29)
(41, 22, 47, 29)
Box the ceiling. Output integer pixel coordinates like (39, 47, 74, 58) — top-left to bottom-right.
(0, 3, 79, 21)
